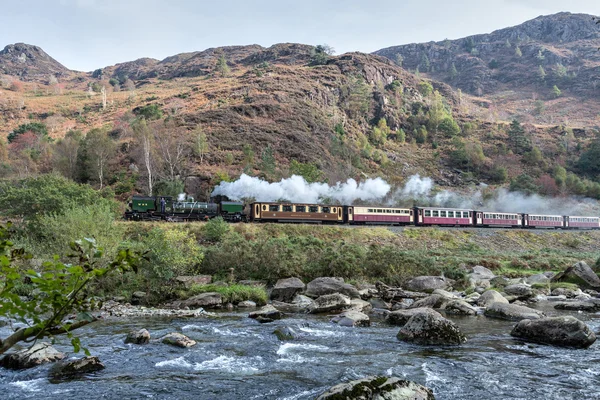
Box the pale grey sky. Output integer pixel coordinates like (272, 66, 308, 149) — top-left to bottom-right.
(2, 0, 598, 71)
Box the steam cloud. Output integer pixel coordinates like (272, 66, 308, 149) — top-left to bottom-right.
(212, 173, 600, 216)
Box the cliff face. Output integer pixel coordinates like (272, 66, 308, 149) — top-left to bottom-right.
(374, 12, 600, 98)
(0, 43, 71, 80)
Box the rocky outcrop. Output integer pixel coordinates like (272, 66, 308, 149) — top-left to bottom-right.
(349, 298, 373, 313)
(0, 342, 65, 369)
(305, 277, 360, 299)
(484, 303, 544, 321)
(316, 376, 435, 400)
(270, 277, 305, 303)
(375, 282, 429, 302)
(271, 294, 315, 313)
(0, 43, 71, 80)
(477, 290, 509, 308)
(330, 310, 370, 327)
(408, 294, 450, 310)
(248, 305, 282, 323)
(554, 300, 600, 312)
(174, 275, 212, 288)
(444, 300, 478, 316)
(49, 357, 105, 381)
(161, 332, 197, 348)
(552, 261, 600, 289)
(511, 316, 596, 348)
(405, 276, 451, 293)
(504, 284, 534, 298)
(125, 328, 151, 344)
(309, 293, 352, 314)
(397, 312, 467, 345)
(468, 266, 496, 287)
(171, 292, 223, 309)
(387, 308, 443, 326)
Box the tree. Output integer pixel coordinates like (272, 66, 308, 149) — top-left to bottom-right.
(0, 226, 140, 357)
(289, 160, 323, 183)
(552, 85, 562, 98)
(193, 128, 209, 164)
(260, 145, 276, 176)
(154, 120, 192, 180)
(578, 139, 600, 177)
(83, 128, 116, 189)
(508, 119, 531, 154)
(510, 173, 538, 195)
(370, 118, 390, 146)
(420, 53, 430, 72)
(311, 44, 334, 65)
(215, 54, 230, 77)
(343, 75, 371, 118)
(524, 146, 543, 165)
(515, 46, 522, 57)
(536, 49, 545, 61)
(554, 63, 567, 79)
(132, 118, 155, 195)
(53, 129, 82, 179)
(438, 116, 461, 137)
(133, 104, 163, 120)
(397, 128, 406, 144)
(418, 81, 433, 97)
(8, 122, 48, 143)
(537, 65, 546, 81)
(448, 62, 458, 80)
(242, 144, 255, 167)
(394, 54, 403, 67)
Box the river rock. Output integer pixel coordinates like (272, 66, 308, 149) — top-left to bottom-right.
(305, 277, 360, 299)
(553, 261, 600, 289)
(248, 304, 282, 323)
(237, 300, 257, 308)
(445, 300, 478, 316)
(310, 293, 352, 313)
(369, 297, 392, 310)
(526, 274, 551, 285)
(331, 310, 370, 327)
(349, 298, 373, 313)
(131, 291, 147, 305)
(477, 290, 509, 307)
(397, 312, 467, 345)
(49, 356, 105, 381)
(273, 326, 297, 341)
(176, 292, 223, 309)
(490, 276, 510, 287)
(174, 275, 212, 288)
(391, 298, 414, 310)
(161, 332, 197, 348)
(469, 265, 495, 286)
(504, 284, 534, 298)
(270, 277, 305, 303)
(551, 287, 581, 298)
(124, 328, 151, 344)
(408, 294, 450, 309)
(484, 303, 544, 321)
(511, 316, 597, 348)
(271, 294, 315, 313)
(387, 307, 443, 326)
(406, 276, 451, 293)
(465, 292, 481, 304)
(554, 300, 600, 312)
(316, 376, 435, 400)
(0, 342, 65, 369)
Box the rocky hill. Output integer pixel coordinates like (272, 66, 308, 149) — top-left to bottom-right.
(374, 12, 600, 126)
(0, 43, 71, 80)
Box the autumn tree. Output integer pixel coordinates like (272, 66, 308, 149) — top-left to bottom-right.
(53, 129, 83, 180)
(82, 128, 116, 189)
(153, 119, 192, 180)
(193, 127, 209, 164)
(132, 119, 155, 195)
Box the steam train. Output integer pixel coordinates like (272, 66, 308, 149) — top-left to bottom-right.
(124, 195, 600, 229)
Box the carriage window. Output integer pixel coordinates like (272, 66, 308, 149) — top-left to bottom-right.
(432, 210, 439, 217)
(322, 207, 330, 213)
(262, 205, 267, 211)
(283, 205, 293, 212)
(269, 205, 279, 212)
(332, 208, 337, 213)
(386, 209, 391, 213)
(296, 206, 306, 212)
(347, 208, 352, 214)
(447, 211, 454, 218)
(309, 206, 319, 213)
(368, 209, 374, 213)
(425, 210, 431, 217)
(464, 212, 470, 218)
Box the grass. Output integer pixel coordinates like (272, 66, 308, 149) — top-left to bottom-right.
(186, 284, 268, 306)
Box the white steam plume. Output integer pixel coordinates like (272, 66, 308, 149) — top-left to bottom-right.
(212, 174, 391, 204)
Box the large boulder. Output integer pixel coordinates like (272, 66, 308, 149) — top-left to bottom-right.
(175, 292, 222, 309)
(444, 300, 478, 316)
(349, 298, 373, 314)
(526, 274, 551, 285)
(49, 356, 105, 381)
(272, 326, 297, 341)
(387, 307, 443, 326)
(174, 275, 212, 288)
(310, 293, 352, 314)
(316, 376, 435, 400)
(161, 332, 197, 348)
(477, 290, 509, 308)
(469, 265, 495, 286)
(484, 303, 544, 321)
(554, 300, 600, 312)
(331, 310, 370, 327)
(271, 294, 314, 313)
(552, 261, 600, 289)
(125, 328, 151, 344)
(397, 312, 466, 345)
(408, 294, 450, 309)
(0, 342, 65, 369)
(511, 316, 596, 348)
(269, 277, 305, 303)
(248, 304, 282, 323)
(504, 284, 534, 298)
(405, 276, 451, 293)
(305, 277, 360, 298)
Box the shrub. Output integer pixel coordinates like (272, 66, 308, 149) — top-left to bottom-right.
(418, 81, 433, 97)
(187, 284, 267, 305)
(7, 122, 48, 143)
(133, 104, 163, 120)
(204, 216, 231, 242)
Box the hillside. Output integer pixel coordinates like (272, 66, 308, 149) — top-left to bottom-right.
(0, 43, 71, 80)
(374, 12, 600, 127)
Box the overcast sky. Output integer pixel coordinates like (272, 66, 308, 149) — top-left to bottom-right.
(2, 0, 598, 71)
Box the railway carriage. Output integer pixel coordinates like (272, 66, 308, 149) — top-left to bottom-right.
(476, 211, 523, 228)
(524, 214, 564, 229)
(346, 206, 413, 225)
(565, 216, 600, 229)
(249, 202, 344, 223)
(414, 207, 474, 227)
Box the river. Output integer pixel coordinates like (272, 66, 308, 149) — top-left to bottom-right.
(1, 303, 599, 400)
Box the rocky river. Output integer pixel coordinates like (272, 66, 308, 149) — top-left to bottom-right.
(1, 301, 599, 400)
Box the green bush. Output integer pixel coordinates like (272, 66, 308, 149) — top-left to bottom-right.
(133, 104, 163, 120)
(7, 122, 48, 143)
(187, 284, 267, 305)
(204, 217, 231, 242)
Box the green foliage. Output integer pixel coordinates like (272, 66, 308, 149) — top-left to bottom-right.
(0, 225, 140, 356)
(490, 165, 508, 183)
(153, 179, 185, 197)
(242, 144, 255, 166)
(524, 147, 543, 165)
(508, 119, 531, 155)
(311, 45, 333, 65)
(343, 75, 371, 118)
(449, 138, 485, 171)
(213, 170, 231, 184)
(133, 104, 163, 120)
(187, 284, 267, 305)
(414, 126, 428, 144)
(387, 79, 403, 92)
(438, 116, 461, 137)
(515, 46, 522, 57)
(109, 78, 120, 86)
(0, 174, 117, 222)
(552, 85, 562, 98)
(370, 118, 390, 146)
(554, 63, 567, 79)
(449, 62, 458, 79)
(8, 122, 48, 143)
(215, 54, 230, 77)
(537, 65, 546, 81)
(577, 139, 600, 177)
(510, 173, 539, 195)
(397, 128, 406, 143)
(260, 145, 276, 176)
(464, 37, 476, 53)
(420, 53, 430, 72)
(289, 160, 323, 183)
(92, 68, 103, 79)
(203, 216, 231, 242)
(417, 81, 433, 97)
(488, 59, 499, 69)
(334, 123, 345, 137)
(534, 100, 545, 115)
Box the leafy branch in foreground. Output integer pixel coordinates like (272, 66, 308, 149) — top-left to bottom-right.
(0, 223, 143, 356)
